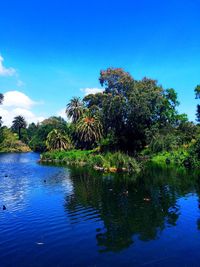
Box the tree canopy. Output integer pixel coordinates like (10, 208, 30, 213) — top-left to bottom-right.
(83, 68, 182, 151)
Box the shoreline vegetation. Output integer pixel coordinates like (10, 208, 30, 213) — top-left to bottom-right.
(39, 144, 200, 174)
(39, 150, 141, 174)
(1, 67, 200, 173)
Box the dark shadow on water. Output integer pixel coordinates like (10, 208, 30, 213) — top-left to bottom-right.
(64, 165, 200, 253)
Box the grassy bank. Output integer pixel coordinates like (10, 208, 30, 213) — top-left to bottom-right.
(150, 149, 188, 166)
(40, 150, 141, 174)
(149, 148, 200, 169)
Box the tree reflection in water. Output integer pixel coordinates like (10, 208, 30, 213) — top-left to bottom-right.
(64, 166, 199, 252)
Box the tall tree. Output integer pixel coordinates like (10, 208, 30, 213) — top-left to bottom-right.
(84, 68, 181, 151)
(46, 129, 73, 151)
(66, 97, 84, 123)
(12, 116, 27, 140)
(76, 113, 103, 149)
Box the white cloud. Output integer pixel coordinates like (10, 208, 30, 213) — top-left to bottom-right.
(80, 87, 104, 95)
(3, 91, 36, 109)
(0, 55, 16, 76)
(0, 107, 45, 126)
(0, 91, 45, 126)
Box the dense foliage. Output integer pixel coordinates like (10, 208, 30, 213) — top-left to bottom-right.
(83, 68, 183, 152)
(46, 129, 73, 151)
(28, 116, 70, 152)
(1, 67, 200, 172)
(0, 127, 31, 152)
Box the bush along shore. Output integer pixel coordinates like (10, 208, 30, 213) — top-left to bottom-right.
(39, 150, 141, 174)
(141, 140, 200, 170)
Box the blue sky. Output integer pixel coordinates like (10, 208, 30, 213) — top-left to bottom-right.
(0, 0, 200, 125)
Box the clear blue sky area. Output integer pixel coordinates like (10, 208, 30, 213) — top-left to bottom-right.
(0, 0, 200, 121)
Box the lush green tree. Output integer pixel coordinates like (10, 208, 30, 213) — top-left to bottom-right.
(84, 68, 181, 152)
(46, 129, 73, 151)
(66, 97, 85, 123)
(99, 67, 133, 96)
(177, 121, 198, 144)
(76, 113, 103, 149)
(28, 117, 69, 152)
(0, 127, 30, 152)
(11, 115, 27, 140)
(27, 122, 38, 140)
(0, 127, 18, 150)
(41, 116, 67, 131)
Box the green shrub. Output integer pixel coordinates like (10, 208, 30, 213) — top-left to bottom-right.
(150, 149, 189, 167)
(41, 150, 140, 174)
(149, 134, 179, 153)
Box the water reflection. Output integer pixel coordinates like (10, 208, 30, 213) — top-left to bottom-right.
(65, 166, 200, 252)
(1, 153, 200, 266)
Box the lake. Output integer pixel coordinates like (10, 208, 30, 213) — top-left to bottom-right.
(1, 152, 200, 266)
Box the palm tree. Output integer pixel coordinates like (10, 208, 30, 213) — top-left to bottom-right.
(66, 97, 84, 123)
(46, 129, 73, 151)
(76, 113, 103, 148)
(11, 115, 27, 140)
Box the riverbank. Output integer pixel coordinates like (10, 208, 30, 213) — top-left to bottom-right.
(149, 149, 200, 169)
(0, 140, 31, 153)
(39, 150, 141, 174)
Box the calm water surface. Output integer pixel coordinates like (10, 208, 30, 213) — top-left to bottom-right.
(1, 152, 200, 267)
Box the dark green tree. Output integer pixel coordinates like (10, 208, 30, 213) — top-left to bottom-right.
(28, 117, 70, 152)
(84, 68, 181, 152)
(11, 115, 27, 140)
(76, 112, 103, 149)
(46, 129, 73, 151)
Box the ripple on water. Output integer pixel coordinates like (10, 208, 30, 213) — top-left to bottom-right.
(1, 153, 200, 267)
